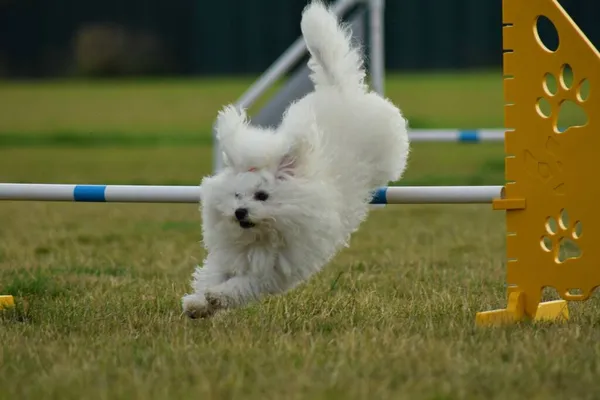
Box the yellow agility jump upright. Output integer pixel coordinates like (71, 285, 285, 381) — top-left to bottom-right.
(0, 295, 15, 310)
(477, 0, 600, 326)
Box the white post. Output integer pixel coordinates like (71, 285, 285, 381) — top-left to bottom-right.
(368, 0, 385, 96)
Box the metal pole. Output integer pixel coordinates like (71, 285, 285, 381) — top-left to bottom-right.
(234, 0, 359, 111)
(407, 129, 505, 142)
(368, 0, 385, 96)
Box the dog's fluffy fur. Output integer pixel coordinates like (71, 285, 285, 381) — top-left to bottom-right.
(182, 0, 410, 318)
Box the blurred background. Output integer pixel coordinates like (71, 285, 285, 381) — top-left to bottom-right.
(0, 0, 597, 185)
(0, 0, 596, 78)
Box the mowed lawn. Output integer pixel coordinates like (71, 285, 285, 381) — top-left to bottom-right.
(1, 74, 600, 399)
(0, 71, 506, 140)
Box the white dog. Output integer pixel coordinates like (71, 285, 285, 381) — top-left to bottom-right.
(182, 0, 410, 319)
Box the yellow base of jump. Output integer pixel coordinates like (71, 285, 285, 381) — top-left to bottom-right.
(0, 295, 15, 310)
(476, 290, 569, 327)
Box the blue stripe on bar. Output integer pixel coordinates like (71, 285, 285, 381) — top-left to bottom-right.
(458, 130, 479, 142)
(73, 185, 107, 202)
(370, 187, 387, 204)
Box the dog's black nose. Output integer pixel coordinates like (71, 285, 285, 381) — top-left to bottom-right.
(234, 208, 248, 221)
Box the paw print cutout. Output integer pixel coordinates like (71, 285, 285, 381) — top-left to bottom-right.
(537, 64, 590, 133)
(524, 135, 565, 194)
(540, 209, 583, 263)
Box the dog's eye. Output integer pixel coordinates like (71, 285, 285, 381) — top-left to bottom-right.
(235, 193, 241, 199)
(254, 191, 269, 201)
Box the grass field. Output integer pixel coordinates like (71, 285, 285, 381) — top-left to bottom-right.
(1, 73, 600, 399)
(0, 71, 506, 142)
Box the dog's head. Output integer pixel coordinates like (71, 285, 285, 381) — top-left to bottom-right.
(201, 104, 325, 235)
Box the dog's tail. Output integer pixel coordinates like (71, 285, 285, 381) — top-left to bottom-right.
(300, 1, 365, 91)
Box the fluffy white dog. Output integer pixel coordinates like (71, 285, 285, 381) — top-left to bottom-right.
(182, 0, 410, 319)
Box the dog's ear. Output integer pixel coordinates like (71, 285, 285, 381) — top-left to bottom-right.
(276, 151, 299, 179)
(215, 105, 246, 140)
(275, 118, 322, 179)
(221, 151, 232, 168)
(276, 137, 313, 179)
(215, 105, 247, 168)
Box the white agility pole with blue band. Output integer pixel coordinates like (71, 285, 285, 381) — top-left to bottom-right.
(0, 184, 503, 204)
(0, 184, 201, 203)
(407, 129, 505, 142)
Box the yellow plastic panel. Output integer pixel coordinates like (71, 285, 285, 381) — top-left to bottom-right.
(477, 0, 600, 325)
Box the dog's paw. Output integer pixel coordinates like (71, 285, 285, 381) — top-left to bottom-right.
(181, 294, 215, 319)
(205, 291, 234, 311)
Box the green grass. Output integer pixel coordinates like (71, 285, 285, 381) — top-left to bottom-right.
(0, 143, 506, 186)
(0, 71, 508, 145)
(2, 143, 600, 399)
(1, 70, 589, 148)
(1, 75, 599, 399)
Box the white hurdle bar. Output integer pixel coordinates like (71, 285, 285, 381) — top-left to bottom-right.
(408, 129, 505, 142)
(0, 184, 503, 205)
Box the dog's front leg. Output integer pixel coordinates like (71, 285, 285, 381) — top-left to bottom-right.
(204, 273, 284, 312)
(181, 262, 229, 319)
